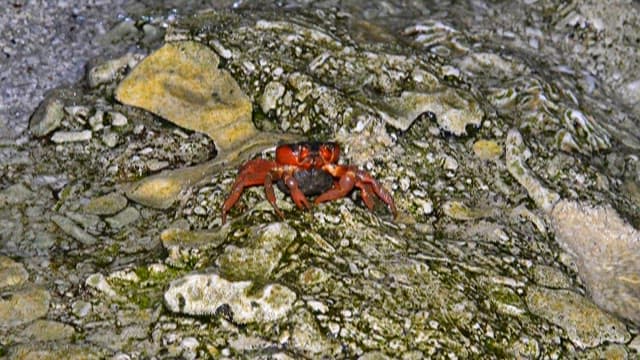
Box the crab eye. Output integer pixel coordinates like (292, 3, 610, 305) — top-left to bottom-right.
(320, 143, 339, 163)
(299, 146, 309, 162)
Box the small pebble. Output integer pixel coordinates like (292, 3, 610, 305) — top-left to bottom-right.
(101, 131, 119, 148)
(88, 110, 104, 131)
(106, 207, 140, 229)
(51, 130, 92, 143)
(71, 300, 92, 317)
(109, 111, 128, 127)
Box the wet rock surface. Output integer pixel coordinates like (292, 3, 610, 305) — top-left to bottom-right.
(526, 286, 630, 349)
(2, 1, 640, 358)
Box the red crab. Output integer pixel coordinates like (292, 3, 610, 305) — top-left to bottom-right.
(221, 141, 397, 223)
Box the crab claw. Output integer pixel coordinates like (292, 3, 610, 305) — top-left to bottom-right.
(315, 165, 397, 218)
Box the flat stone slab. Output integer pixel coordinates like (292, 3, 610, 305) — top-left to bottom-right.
(115, 41, 256, 152)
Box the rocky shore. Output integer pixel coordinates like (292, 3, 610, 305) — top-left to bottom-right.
(2, 1, 640, 358)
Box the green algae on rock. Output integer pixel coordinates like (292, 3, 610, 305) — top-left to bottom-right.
(164, 273, 296, 324)
(115, 41, 256, 153)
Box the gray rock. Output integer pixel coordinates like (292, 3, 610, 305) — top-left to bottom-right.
(0, 284, 50, 327)
(71, 300, 92, 318)
(19, 319, 76, 342)
(358, 352, 391, 360)
(525, 286, 630, 349)
(551, 200, 640, 326)
(108, 111, 128, 127)
(0, 256, 29, 289)
(88, 109, 104, 131)
(51, 214, 97, 245)
(101, 131, 119, 148)
(29, 94, 64, 137)
(105, 206, 140, 228)
(64, 211, 103, 232)
(142, 24, 163, 45)
(164, 273, 296, 324)
(228, 335, 274, 353)
(629, 335, 640, 353)
(442, 200, 489, 220)
(0, 183, 34, 205)
(506, 129, 560, 212)
(161, 226, 228, 251)
(289, 309, 338, 356)
(85, 192, 128, 215)
(531, 264, 572, 289)
(146, 159, 169, 172)
(260, 81, 286, 113)
(217, 222, 297, 281)
(51, 130, 92, 143)
(85, 273, 117, 297)
(87, 325, 149, 352)
(8, 342, 105, 360)
(379, 89, 484, 135)
(87, 53, 141, 88)
(179, 336, 199, 360)
(64, 105, 91, 121)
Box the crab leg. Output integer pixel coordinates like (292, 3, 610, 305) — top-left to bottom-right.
(283, 174, 312, 210)
(265, 167, 311, 219)
(221, 159, 276, 224)
(314, 170, 355, 204)
(264, 172, 285, 219)
(355, 171, 397, 217)
(316, 164, 397, 217)
(359, 183, 376, 211)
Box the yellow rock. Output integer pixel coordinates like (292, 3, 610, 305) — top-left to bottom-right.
(115, 41, 256, 152)
(442, 200, 487, 220)
(473, 139, 502, 160)
(126, 174, 185, 209)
